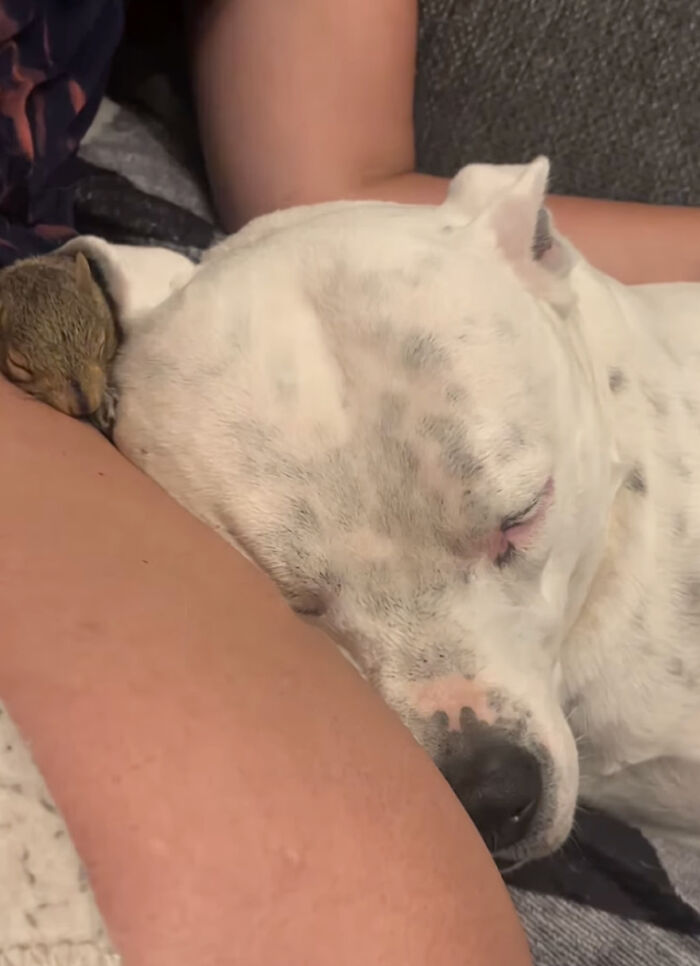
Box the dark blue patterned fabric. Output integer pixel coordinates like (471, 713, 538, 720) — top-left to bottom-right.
(0, 0, 123, 266)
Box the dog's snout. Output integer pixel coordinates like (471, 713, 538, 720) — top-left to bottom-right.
(441, 732, 542, 852)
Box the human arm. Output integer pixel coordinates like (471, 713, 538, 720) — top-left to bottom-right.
(188, 0, 700, 285)
(0, 377, 531, 966)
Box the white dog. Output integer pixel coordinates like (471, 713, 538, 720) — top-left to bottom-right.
(62, 158, 700, 863)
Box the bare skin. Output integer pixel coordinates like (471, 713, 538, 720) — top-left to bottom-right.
(188, 0, 700, 285)
(0, 377, 532, 966)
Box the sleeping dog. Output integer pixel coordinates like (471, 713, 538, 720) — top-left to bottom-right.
(62, 158, 700, 864)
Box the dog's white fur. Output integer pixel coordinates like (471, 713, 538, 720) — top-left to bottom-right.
(61, 158, 700, 861)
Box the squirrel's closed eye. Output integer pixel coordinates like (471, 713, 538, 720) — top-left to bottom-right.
(5, 349, 33, 382)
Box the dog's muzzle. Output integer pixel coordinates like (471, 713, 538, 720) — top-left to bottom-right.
(438, 724, 543, 852)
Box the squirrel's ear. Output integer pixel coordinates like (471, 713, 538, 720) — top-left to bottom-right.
(74, 251, 94, 294)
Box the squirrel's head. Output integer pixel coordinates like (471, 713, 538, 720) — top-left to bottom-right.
(0, 252, 117, 416)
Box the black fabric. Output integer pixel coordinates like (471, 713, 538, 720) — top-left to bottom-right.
(506, 809, 700, 934)
(73, 159, 216, 257)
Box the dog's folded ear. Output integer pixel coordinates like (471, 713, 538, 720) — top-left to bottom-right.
(443, 158, 575, 311)
(57, 235, 196, 323)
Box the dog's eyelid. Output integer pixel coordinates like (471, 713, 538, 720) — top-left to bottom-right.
(501, 496, 540, 532)
(289, 593, 328, 618)
(293, 604, 326, 618)
(500, 477, 553, 532)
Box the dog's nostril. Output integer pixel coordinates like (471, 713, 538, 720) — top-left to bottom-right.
(510, 795, 538, 826)
(442, 735, 542, 853)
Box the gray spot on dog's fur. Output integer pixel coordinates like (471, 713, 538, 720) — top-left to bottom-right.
(258, 536, 332, 608)
(642, 382, 669, 418)
(356, 562, 450, 624)
(669, 455, 693, 480)
(290, 498, 320, 532)
(401, 332, 449, 371)
(456, 318, 480, 341)
(420, 414, 482, 480)
(444, 442, 481, 480)
(508, 425, 526, 450)
(497, 424, 527, 464)
(666, 650, 699, 689)
(660, 453, 693, 482)
(275, 374, 298, 404)
(608, 367, 627, 393)
(420, 414, 454, 441)
(382, 437, 420, 479)
(444, 383, 467, 406)
(680, 576, 700, 621)
(362, 585, 404, 619)
(230, 420, 306, 486)
(496, 316, 516, 341)
(673, 514, 688, 539)
(367, 430, 424, 540)
(379, 392, 408, 433)
(631, 604, 647, 635)
(0, 780, 23, 794)
(625, 465, 647, 494)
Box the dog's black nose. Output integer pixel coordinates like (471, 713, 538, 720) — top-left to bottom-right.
(441, 734, 542, 852)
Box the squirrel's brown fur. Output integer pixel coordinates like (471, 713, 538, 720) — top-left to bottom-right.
(0, 252, 117, 416)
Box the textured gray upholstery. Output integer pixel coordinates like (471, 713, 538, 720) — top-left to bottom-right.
(414, 0, 698, 205)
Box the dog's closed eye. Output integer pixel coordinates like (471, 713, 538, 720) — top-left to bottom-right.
(289, 592, 328, 619)
(494, 477, 554, 567)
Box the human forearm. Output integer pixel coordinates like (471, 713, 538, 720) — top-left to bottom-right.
(0, 377, 531, 966)
(546, 193, 700, 284)
(188, 0, 698, 287)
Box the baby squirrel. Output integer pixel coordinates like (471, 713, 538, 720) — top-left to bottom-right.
(0, 251, 118, 417)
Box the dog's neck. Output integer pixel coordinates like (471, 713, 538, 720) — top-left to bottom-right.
(568, 261, 699, 500)
(560, 262, 700, 788)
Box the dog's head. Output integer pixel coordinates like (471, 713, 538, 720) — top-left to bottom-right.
(117, 159, 620, 861)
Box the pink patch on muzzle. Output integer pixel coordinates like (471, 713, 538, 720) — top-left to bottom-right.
(411, 674, 496, 731)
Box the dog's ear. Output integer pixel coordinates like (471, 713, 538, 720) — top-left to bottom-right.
(444, 158, 575, 309)
(446, 158, 550, 219)
(58, 235, 196, 322)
